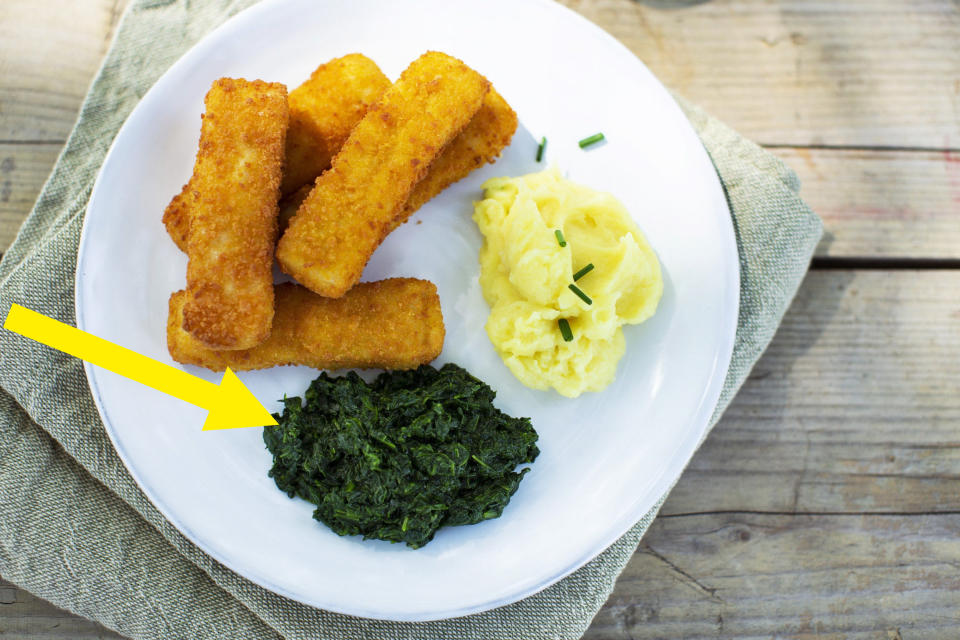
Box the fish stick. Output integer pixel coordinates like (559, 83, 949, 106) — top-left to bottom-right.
(163, 54, 390, 252)
(167, 280, 445, 371)
(275, 91, 516, 246)
(277, 87, 516, 234)
(168, 65, 514, 253)
(277, 184, 313, 231)
(276, 51, 490, 298)
(398, 87, 516, 224)
(282, 53, 391, 196)
(182, 78, 287, 350)
(163, 181, 192, 251)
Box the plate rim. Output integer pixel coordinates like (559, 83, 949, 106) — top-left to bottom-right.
(75, 0, 740, 621)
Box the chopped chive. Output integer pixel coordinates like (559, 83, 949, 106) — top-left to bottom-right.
(558, 318, 574, 342)
(568, 283, 592, 305)
(554, 229, 567, 247)
(578, 132, 605, 148)
(572, 263, 595, 281)
(536, 136, 547, 162)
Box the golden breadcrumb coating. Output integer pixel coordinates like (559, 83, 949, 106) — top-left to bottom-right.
(399, 87, 516, 225)
(165, 58, 515, 254)
(163, 54, 389, 252)
(274, 89, 515, 236)
(168, 280, 445, 371)
(277, 183, 312, 232)
(282, 53, 391, 196)
(276, 51, 490, 298)
(181, 77, 287, 350)
(162, 181, 192, 252)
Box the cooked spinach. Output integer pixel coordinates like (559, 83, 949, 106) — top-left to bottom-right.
(263, 363, 539, 548)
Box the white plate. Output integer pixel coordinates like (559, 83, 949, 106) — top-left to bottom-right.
(76, 0, 738, 622)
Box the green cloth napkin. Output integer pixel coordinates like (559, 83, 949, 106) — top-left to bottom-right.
(0, 1, 823, 638)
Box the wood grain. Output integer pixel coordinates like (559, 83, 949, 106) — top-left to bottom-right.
(584, 513, 960, 639)
(0, 144, 62, 249)
(0, 0, 126, 252)
(664, 270, 960, 516)
(558, 0, 960, 149)
(4, 1, 958, 149)
(0, 0, 124, 143)
(0, 578, 122, 639)
(773, 147, 960, 259)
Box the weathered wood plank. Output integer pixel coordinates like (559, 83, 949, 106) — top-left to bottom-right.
(0, 0, 125, 142)
(585, 513, 960, 639)
(774, 147, 960, 259)
(662, 269, 960, 516)
(0, 578, 122, 639)
(558, 0, 960, 148)
(3, 0, 959, 150)
(0, 144, 62, 249)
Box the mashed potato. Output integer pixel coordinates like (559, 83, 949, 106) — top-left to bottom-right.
(473, 168, 662, 397)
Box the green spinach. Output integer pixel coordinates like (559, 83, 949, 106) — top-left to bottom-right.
(264, 363, 539, 548)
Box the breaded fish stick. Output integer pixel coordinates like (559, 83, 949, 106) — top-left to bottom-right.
(182, 78, 287, 350)
(162, 181, 193, 252)
(168, 280, 445, 371)
(282, 53, 391, 196)
(277, 184, 313, 231)
(164, 54, 389, 252)
(276, 88, 517, 234)
(168, 63, 513, 253)
(398, 87, 516, 224)
(276, 51, 490, 298)
(280, 87, 517, 233)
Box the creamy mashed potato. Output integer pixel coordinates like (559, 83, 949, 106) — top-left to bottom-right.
(473, 168, 662, 397)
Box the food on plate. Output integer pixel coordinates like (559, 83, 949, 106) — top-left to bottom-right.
(577, 132, 605, 148)
(162, 50, 516, 376)
(162, 182, 193, 252)
(180, 78, 288, 350)
(275, 87, 518, 235)
(166, 56, 516, 253)
(167, 279, 444, 371)
(398, 87, 517, 224)
(473, 168, 663, 397)
(277, 184, 312, 231)
(281, 53, 391, 197)
(164, 54, 390, 251)
(263, 363, 539, 548)
(276, 51, 490, 298)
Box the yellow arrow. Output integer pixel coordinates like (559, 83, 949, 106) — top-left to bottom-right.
(3, 304, 277, 431)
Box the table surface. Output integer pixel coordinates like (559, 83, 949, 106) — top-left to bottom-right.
(2, 0, 958, 637)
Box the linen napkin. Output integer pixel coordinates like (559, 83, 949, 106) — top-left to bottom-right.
(0, 0, 823, 638)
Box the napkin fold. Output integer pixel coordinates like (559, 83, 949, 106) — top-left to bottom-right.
(0, 1, 823, 638)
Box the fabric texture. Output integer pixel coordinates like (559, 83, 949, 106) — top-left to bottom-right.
(0, 1, 823, 638)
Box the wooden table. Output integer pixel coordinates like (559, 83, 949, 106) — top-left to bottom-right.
(2, 0, 958, 637)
